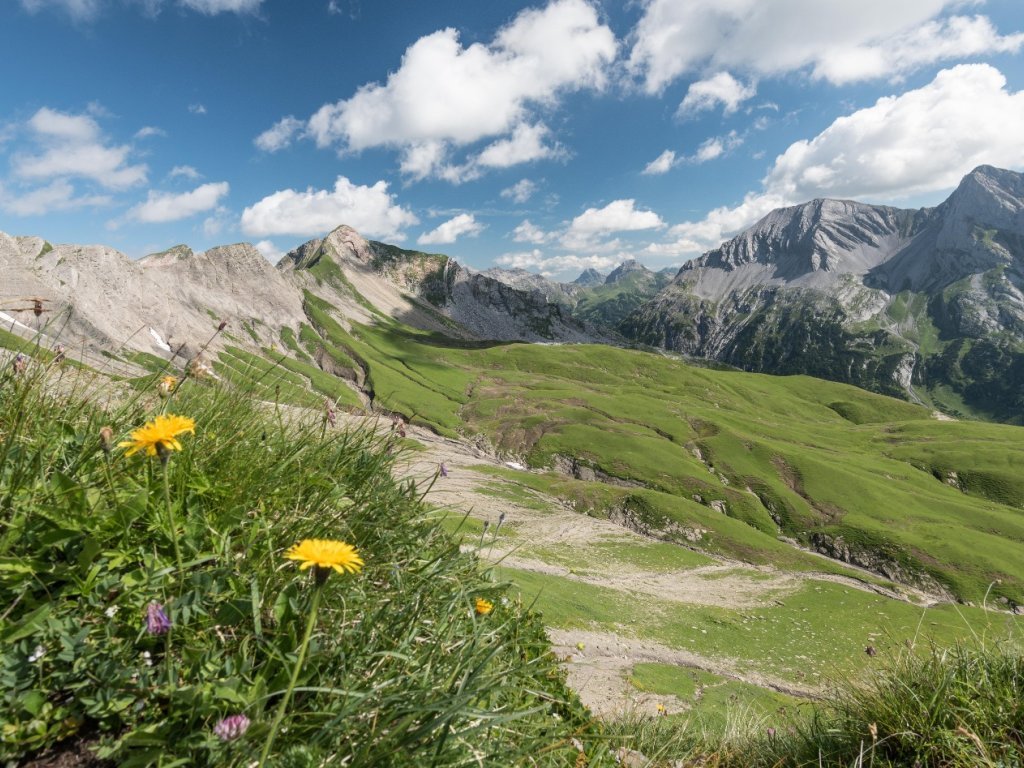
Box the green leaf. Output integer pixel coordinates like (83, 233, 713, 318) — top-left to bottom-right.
(2, 604, 51, 643)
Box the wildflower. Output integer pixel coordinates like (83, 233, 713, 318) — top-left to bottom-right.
(285, 539, 364, 582)
(119, 414, 195, 460)
(142, 651, 153, 667)
(767, 727, 776, 738)
(324, 399, 337, 427)
(28, 645, 46, 663)
(99, 426, 114, 454)
(656, 703, 667, 716)
(474, 597, 493, 615)
(13, 353, 27, 375)
(105, 605, 119, 618)
(157, 375, 178, 398)
(214, 714, 251, 742)
(439, 462, 448, 478)
(145, 602, 172, 635)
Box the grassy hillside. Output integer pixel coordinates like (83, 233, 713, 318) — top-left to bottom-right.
(297, 292, 1024, 604)
(0, 358, 603, 766)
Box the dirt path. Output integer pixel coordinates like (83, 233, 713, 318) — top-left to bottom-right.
(338, 415, 920, 716)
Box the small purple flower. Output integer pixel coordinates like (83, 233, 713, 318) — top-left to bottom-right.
(145, 602, 172, 635)
(439, 462, 448, 478)
(767, 727, 777, 739)
(214, 714, 251, 742)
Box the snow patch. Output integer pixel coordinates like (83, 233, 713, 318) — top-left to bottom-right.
(0, 312, 40, 334)
(149, 328, 171, 352)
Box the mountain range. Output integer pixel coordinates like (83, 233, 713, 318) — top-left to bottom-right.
(2, 165, 1021, 422)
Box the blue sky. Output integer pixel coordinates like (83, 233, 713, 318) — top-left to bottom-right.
(2, 0, 1023, 279)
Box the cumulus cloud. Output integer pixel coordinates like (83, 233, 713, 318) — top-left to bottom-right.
(169, 165, 201, 180)
(686, 131, 743, 164)
(0, 179, 111, 217)
(123, 181, 229, 223)
(677, 72, 756, 117)
(642, 149, 677, 175)
(304, 0, 615, 179)
(659, 63, 1024, 255)
(135, 126, 166, 139)
(254, 239, 285, 262)
(496, 249, 617, 278)
(628, 0, 1024, 91)
(179, 0, 262, 13)
(254, 116, 304, 152)
(19, 0, 101, 21)
(476, 123, 563, 168)
(568, 199, 664, 236)
(12, 107, 147, 189)
(512, 219, 550, 244)
(240, 176, 418, 240)
(417, 213, 484, 245)
(20, 0, 262, 18)
(501, 179, 537, 203)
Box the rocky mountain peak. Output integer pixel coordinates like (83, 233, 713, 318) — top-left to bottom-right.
(573, 267, 605, 286)
(940, 165, 1024, 235)
(605, 259, 649, 283)
(323, 224, 375, 264)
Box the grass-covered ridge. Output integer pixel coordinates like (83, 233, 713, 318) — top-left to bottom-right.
(0, 357, 603, 766)
(296, 298, 1024, 604)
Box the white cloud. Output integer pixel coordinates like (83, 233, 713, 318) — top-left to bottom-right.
(476, 123, 562, 168)
(417, 213, 484, 245)
(124, 181, 230, 223)
(169, 165, 201, 180)
(19, 0, 101, 21)
(661, 63, 1024, 253)
(202, 207, 232, 237)
(188, 103, 207, 115)
(628, 0, 1024, 91)
(254, 239, 285, 262)
(304, 0, 615, 179)
(179, 0, 262, 13)
(0, 179, 111, 217)
(686, 131, 743, 164)
(254, 116, 303, 152)
(496, 248, 617, 278)
(135, 126, 166, 139)
(642, 149, 677, 175)
(568, 199, 664, 236)
(678, 72, 756, 117)
(20, 0, 263, 18)
(240, 176, 418, 240)
(12, 107, 147, 189)
(501, 179, 537, 203)
(512, 219, 549, 244)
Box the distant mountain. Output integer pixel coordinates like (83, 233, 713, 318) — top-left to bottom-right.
(0, 224, 601, 376)
(573, 268, 605, 287)
(480, 259, 673, 332)
(4, 165, 1022, 423)
(624, 165, 1024, 422)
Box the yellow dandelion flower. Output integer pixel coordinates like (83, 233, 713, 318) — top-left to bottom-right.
(157, 375, 178, 398)
(474, 597, 494, 615)
(285, 539, 363, 576)
(119, 414, 196, 457)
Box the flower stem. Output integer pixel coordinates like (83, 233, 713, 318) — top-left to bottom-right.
(162, 463, 183, 577)
(258, 580, 323, 767)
